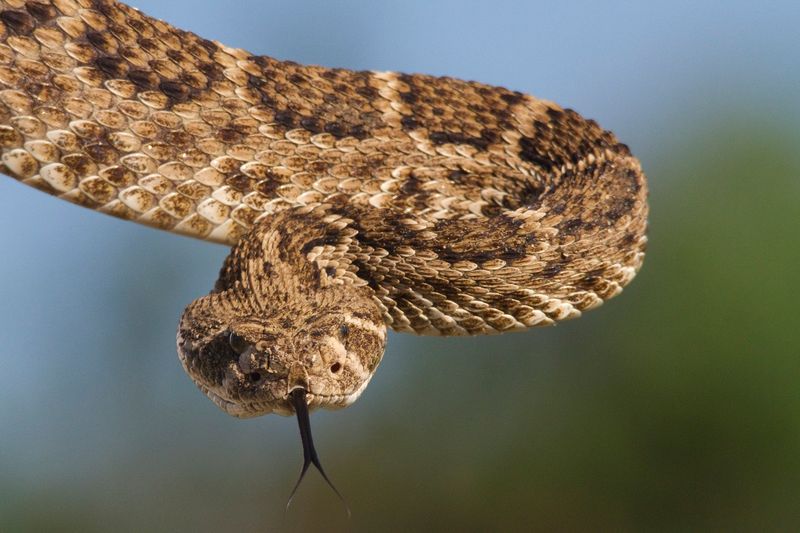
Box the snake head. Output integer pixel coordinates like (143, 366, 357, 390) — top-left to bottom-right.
(176, 285, 387, 419)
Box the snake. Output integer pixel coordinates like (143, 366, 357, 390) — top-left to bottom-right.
(0, 0, 648, 500)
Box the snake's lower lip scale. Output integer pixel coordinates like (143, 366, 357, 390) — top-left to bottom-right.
(0, 0, 648, 504)
(196, 382, 367, 419)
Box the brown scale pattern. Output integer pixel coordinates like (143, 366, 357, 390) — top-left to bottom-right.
(0, 0, 648, 337)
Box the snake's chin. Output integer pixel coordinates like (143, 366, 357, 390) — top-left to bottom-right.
(194, 380, 373, 419)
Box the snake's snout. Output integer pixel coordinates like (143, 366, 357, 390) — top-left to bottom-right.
(177, 321, 293, 418)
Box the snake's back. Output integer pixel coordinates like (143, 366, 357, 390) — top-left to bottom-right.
(0, 0, 647, 336)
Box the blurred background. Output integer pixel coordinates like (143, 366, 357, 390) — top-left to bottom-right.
(1, 1, 798, 531)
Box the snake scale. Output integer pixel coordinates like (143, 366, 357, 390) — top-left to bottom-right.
(0, 0, 648, 495)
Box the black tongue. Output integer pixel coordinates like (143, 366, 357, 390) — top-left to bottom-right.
(286, 388, 350, 517)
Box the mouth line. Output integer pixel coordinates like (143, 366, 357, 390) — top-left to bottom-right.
(196, 382, 368, 418)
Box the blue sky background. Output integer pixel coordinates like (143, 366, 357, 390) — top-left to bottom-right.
(1, 2, 798, 530)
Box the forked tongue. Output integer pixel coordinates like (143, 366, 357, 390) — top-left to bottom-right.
(286, 388, 350, 517)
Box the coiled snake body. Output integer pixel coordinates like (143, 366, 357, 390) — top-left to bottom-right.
(0, 0, 648, 494)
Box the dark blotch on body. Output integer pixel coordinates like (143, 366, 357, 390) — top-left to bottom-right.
(128, 69, 159, 90)
(95, 56, 128, 78)
(160, 80, 191, 103)
(0, 10, 34, 34)
(25, 2, 57, 21)
(519, 136, 559, 171)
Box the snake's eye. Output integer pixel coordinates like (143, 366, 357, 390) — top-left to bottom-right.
(228, 331, 250, 354)
(339, 324, 349, 337)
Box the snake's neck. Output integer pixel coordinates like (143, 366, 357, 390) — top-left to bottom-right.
(176, 206, 387, 418)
